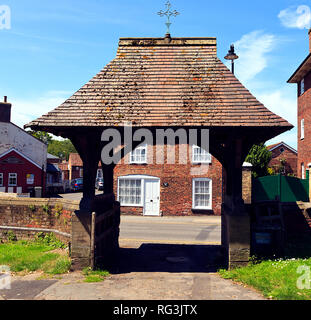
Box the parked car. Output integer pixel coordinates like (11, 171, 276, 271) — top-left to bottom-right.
(95, 178, 104, 191)
(71, 178, 83, 192)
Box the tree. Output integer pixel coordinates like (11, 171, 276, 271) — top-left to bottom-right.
(48, 139, 77, 161)
(28, 130, 53, 145)
(245, 143, 272, 178)
(29, 130, 76, 161)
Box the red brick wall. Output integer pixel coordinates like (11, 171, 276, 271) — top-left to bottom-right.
(0, 198, 78, 243)
(269, 146, 297, 176)
(113, 144, 223, 216)
(298, 70, 311, 178)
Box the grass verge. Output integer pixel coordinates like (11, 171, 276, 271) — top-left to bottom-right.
(0, 233, 71, 275)
(218, 234, 311, 300)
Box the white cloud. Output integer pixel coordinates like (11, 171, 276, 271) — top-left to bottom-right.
(256, 88, 297, 149)
(9, 91, 72, 133)
(231, 31, 276, 84)
(278, 5, 311, 29)
(228, 31, 297, 149)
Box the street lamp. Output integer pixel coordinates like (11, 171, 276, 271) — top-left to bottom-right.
(224, 44, 239, 74)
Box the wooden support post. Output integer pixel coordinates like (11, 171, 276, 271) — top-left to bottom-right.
(102, 163, 115, 195)
(70, 132, 102, 211)
(90, 212, 96, 270)
(221, 139, 251, 269)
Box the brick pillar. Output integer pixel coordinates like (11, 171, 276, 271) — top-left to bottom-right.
(242, 162, 253, 205)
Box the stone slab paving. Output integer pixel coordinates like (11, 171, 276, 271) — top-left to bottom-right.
(33, 272, 264, 300)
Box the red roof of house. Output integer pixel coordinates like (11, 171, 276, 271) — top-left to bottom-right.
(267, 142, 297, 154)
(68, 153, 101, 167)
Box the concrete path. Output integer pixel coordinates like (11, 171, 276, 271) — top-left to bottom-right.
(0, 240, 265, 300)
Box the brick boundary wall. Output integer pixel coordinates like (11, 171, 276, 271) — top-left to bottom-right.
(0, 196, 79, 244)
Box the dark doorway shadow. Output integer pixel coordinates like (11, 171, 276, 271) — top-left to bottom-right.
(102, 243, 225, 275)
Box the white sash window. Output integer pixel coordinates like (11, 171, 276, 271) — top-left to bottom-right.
(192, 178, 212, 210)
(118, 178, 142, 205)
(130, 145, 147, 164)
(192, 145, 212, 164)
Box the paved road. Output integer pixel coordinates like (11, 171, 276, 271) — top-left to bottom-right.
(58, 192, 222, 245)
(120, 216, 221, 245)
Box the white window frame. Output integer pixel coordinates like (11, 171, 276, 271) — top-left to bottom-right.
(117, 177, 143, 207)
(192, 178, 212, 210)
(0, 173, 3, 186)
(300, 78, 305, 96)
(192, 145, 212, 164)
(130, 144, 147, 164)
(8, 173, 17, 187)
(301, 119, 305, 140)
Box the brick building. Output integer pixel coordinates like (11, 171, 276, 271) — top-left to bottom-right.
(267, 142, 297, 176)
(0, 97, 47, 194)
(64, 150, 256, 216)
(114, 144, 223, 216)
(288, 29, 311, 178)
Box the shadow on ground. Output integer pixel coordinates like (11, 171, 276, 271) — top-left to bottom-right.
(100, 244, 226, 275)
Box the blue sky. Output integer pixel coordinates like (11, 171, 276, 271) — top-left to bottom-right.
(1, 0, 310, 148)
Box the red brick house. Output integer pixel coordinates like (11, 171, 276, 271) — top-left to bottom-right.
(114, 144, 223, 216)
(0, 97, 47, 195)
(267, 142, 297, 176)
(288, 29, 311, 178)
(0, 148, 44, 194)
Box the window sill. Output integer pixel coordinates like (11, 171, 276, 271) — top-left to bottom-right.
(130, 162, 148, 165)
(192, 162, 212, 165)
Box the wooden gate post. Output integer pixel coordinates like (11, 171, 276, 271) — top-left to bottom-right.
(221, 140, 251, 269)
(71, 210, 93, 270)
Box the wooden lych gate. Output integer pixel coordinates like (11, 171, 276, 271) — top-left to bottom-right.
(25, 36, 292, 269)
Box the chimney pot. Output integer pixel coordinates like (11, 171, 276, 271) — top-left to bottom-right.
(4, 96, 7, 103)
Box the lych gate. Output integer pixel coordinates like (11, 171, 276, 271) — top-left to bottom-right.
(26, 36, 292, 269)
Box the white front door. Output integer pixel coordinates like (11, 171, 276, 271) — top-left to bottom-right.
(144, 179, 160, 216)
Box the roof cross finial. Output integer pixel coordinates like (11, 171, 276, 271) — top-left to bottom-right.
(157, 1, 180, 36)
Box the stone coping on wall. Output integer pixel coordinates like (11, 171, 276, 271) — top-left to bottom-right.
(0, 196, 80, 211)
(0, 225, 71, 238)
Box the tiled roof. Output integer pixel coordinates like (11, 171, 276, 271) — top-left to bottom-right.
(68, 153, 102, 167)
(267, 142, 297, 154)
(26, 37, 292, 129)
(288, 53, 311, 83)
(68, 153, 83, 166)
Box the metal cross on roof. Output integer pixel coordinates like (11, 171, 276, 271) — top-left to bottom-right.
(157, 1, 180, 35)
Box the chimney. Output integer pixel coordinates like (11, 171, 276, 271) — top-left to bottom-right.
(309, 28, 311, 53)
(0, 96, 12, 123)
